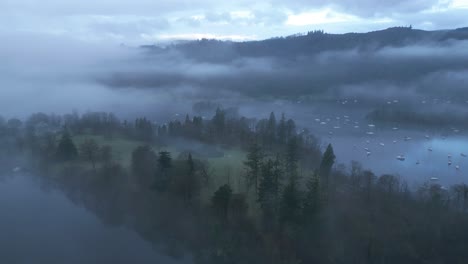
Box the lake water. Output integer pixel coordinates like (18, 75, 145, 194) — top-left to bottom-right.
(0, 173, 186, 264)
(237, 100, 468, 187)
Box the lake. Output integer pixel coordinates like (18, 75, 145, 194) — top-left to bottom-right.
(0, 173, 188, 264)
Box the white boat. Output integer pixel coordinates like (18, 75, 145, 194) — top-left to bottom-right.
(396, 155, 406, 161)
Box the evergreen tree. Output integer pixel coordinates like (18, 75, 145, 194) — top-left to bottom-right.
(319, 144, 336, 201)
(266, 112, 277, 146)
(244, 142, 264, 193)
(155, 151, 172, 191)
(212, 184, 232, 221)
(285, 136, 300, 181)
(277, 113, 287, 144)
(56, 130, 78, 161)
(212, 107, 225, 136)
(131, 145, 157, 188)
(158, 151, 172, 170)
(258, 159, 278, 231)
(279, 177, 302, 227)
(303, 171, 321, 220)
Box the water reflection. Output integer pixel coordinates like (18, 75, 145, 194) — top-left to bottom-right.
(0, 173, 185, 264)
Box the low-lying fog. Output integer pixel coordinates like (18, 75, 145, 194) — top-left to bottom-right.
(2, 32, 468, 184)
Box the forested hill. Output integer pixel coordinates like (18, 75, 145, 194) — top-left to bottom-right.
(142, 26, 468, 61)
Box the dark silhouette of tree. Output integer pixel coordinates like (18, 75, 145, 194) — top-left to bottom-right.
(131, 145, 157, 188)
(100, 145, 113, 166)
(258, 159, 278, 231)
(277, 113, 287, 144)
(285, 136, 300, 181)
(183, 153, 199, 204)
(79, 138, 99, 170)
(212, 184, 232, 221)
(319, 143, 336, 202)
(266, 112, 277, 146)
(303, 171, 320, 220)
(56, 130, 78, 161)
(212, 107, 225, 136)
(279, 176, 302, 227)
(155, 151, 172, 191)
(244, 142, 264, 193)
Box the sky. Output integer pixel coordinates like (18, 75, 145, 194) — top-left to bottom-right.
(1, 0, 468, 45)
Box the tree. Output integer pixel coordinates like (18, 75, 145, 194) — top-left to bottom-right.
(319, 144, 335, 201)
(212, 107, 225, 136)
(303, 171, 320, 220)
(244, 142, 264, 193)
(285, 136, 300, 181)
(155, 151, 172, 191)
(183, 153, 199, 204)
(158, 151, 172, 171)
(258, 159, 278, 231)
(266, 112, 277, 146)
(79, 138, 99, 170)
(100, 145, 113, 166)
(56, 130, 78, 161)
(277, 113, 287, 144)
(131, 145, 157, 188)
(279, 177, 302, 227)
(212, 184, 233, 221)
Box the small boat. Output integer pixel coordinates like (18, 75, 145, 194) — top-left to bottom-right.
(404, 137, 412, 141)
(456, 165, 460, 170)
(416, 161, 420, 165)
(448, 160, 452, 166)
(428, 147, 433, 152)
(379, 143, 385, 147)
(396, 155, 406, 161)
(366, 132, 375, 135)
(366, 151, 371, 157)
(430, 177, 439, 181)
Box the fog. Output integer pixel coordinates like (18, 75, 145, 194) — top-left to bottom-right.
(3, 30, 468, 119)
(3, 27, 468, 263)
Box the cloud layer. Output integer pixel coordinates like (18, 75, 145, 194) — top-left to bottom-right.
(1, 0, 467, 44)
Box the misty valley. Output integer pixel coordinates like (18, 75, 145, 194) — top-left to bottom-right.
(2, 22, 468, 264)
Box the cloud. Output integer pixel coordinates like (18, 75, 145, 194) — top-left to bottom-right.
(1, 0, 466, 44)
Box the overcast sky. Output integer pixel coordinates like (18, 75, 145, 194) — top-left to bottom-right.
(1, 0, 468, 45)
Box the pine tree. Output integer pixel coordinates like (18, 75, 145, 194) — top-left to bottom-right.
(267, 112, 277, 146)
(244, 142, 264, 193)
(303, 171, 321, 220)
(279, 176, 302, 227)
(258, 159, 279, 231)
(56, 130, 78, 161)
(212, 184, 232, 221)
(319, 144, 336, 202)
(285, 136, 300, 181)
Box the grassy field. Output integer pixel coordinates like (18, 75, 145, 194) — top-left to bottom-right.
(73, 134, 248, 190)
